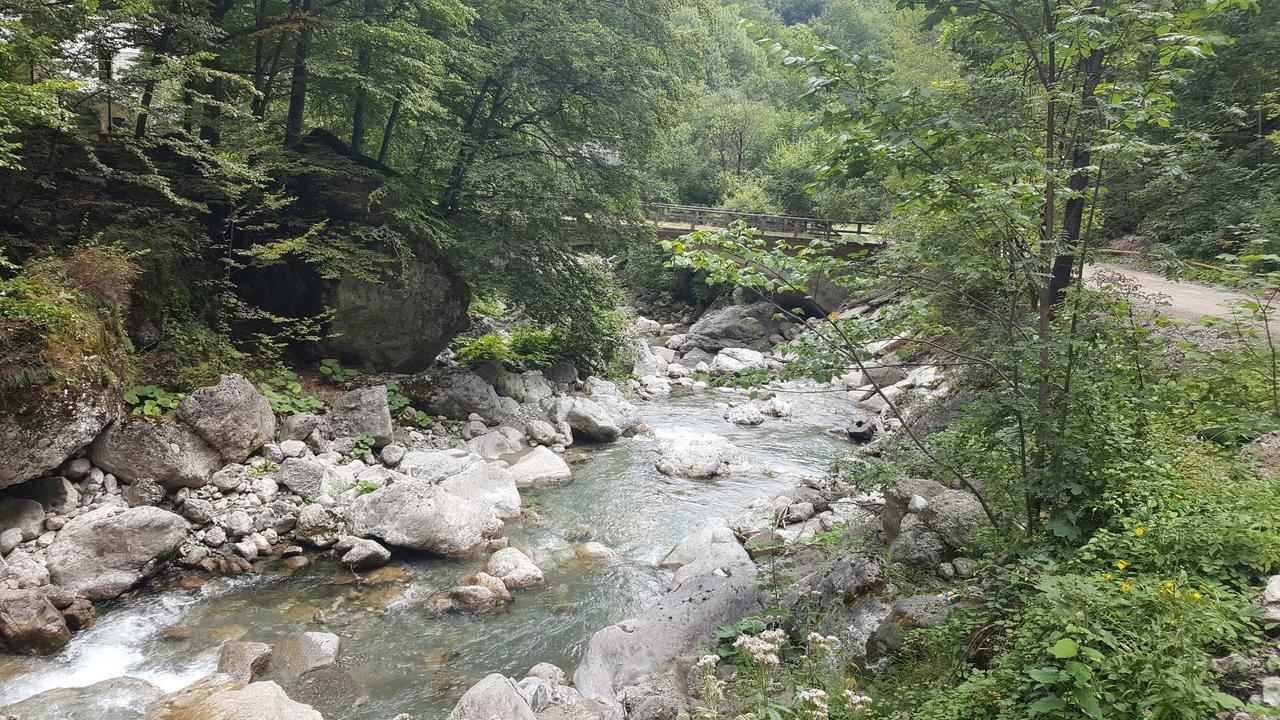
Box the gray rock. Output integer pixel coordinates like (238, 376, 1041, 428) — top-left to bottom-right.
(506, 446, 572, 488)
(294, 504, 343, 548)
(0, 676, 162, 719)
(516, 676, 553, 713)
(0, 497, 46, 541)
(276, 457, 348, 499)
(327, 385, 393, 447)
(122, 478, 167, 508)
(3, 550, 49, 588)
(525, 662, 568, 686)
(1264, 676, 1280, 707)
(222, 509, 254, 538)
(866, 595, 953, 662)
(920, 490, 989, 548)
(494, 370, 554, 405)
(618, 672, 689, 720)
(211, 464, 246, 493)
(655, 433, 742, 479)
(346, 479, 502, 556)
(0, 589, 72, 655)
(89, 419, 222, 490)
(436, 459, 521, 519)
(683, 302, 788, 352)
(447, 673, 536, 720)
(0, 388, 118, 491)
(429, 373, 506, 422)
(46, 505, 188, 600)
(380, 443, 406, 467)
(281, 414, 324, 443)
(146, 677, 323, 719)
(861, 361, 908, 387)
(322, 247, 470, 373)
(486, 547, 545, 589)
(177, 374, 276, 463)
(11, 476, 78, 515)
(218, 640, 273, 683)
(335, 535, 391, 570)
(466, 427, 525, 459)
(889, 525, 947, 568)
(0, 528, 22, 555)
(574, 526, 763, 701)
(276, 631, 341, 679)
(525, 419, 560, 446)
(882, 478, 948, 541)
(724, 404, 763, 427)
(846, 412, 879, 442)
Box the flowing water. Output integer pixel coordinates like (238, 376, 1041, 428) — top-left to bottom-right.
(0, 387, 855, 719)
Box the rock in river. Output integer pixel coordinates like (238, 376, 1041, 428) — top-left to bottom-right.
(46, 506, 188, 600)
(447, 673, 536, 720)
(654, 433, 742, 479)
(89, 418, 223, 490)
(346, 479, 502, 556)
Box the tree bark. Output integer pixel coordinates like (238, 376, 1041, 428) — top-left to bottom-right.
(376, 94, 402, 164)
(284, 0, 314, 146)
(350, 0, 375, 152)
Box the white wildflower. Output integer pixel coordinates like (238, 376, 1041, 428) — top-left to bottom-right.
(796, 688, 829, 720)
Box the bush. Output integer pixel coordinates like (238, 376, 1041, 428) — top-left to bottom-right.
(0, 246, 136, 395)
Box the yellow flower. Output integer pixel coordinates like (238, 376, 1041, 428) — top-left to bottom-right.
(1174, 493, 1184, 500)
(1103, 573, 1114, 581)
(1115, 560, 1128, 570)
(827, 312, 839, 321)
(1120, 582, 1132, 592)
(1134, 527, 1146, 536)
(1191, 592, 1203, 601)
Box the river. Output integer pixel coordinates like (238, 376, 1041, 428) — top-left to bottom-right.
(0, 387, 855, 719)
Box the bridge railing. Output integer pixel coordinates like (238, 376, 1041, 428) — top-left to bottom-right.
(643, 202, 877, 239)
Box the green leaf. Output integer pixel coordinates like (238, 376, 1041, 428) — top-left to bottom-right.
(1049, 638, 1079, 658)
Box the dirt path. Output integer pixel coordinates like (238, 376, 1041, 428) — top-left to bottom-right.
(1084, 262, 1247, 322)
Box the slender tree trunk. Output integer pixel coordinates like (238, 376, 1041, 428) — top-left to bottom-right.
(284, 0, 314, 146)
(1029, 0, 1059, 535)
(377, 94, 402, 164)
(350, 0, 375, 152)
(134, 49, 166, 138)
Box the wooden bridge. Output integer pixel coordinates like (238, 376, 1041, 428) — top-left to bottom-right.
(643, 202, 880, 243)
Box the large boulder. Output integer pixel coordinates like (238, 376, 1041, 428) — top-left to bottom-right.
(654, 433, 742, 479)
(493, 369, 555, 405)
(428, 373, 508, 422)
(177, 374, 275, 463)
(0, 589, 72, 655)
(506, 446, 572, 488)
(658, 517, 750, 589)
(1, 676, 163, 719)
(0, 497, 45, 541)
(882, 477, 948, 541)
(448, 673, 536, 720)
(573, 530, 763, 700)
(89, 419, 223, 490)
(683, 302, 789, 353)
(436, 460, 521, 519)
(920, 490, 989, 548)
(275, 457, 350, 499)
(346, 479, 502, 556)
(547, 379, 645, 443)
(0, 387, 119, 490)
(144, 677, 323, 720)
(326, 385, 393, 447)
(46, 506, 188, 600)
(466, 427, 526, 459)
(322, 251, 471, 373)
(10, 476, 78, 515)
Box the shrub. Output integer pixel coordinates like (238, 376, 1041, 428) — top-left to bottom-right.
(0, 246, 135, 395)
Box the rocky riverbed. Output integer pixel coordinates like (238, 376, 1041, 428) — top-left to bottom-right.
(0, 300, 957, 719)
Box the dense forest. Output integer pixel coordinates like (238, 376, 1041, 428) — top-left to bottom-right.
(3, 0, 1280, 718)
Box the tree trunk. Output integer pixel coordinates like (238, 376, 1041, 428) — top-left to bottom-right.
(376, 94, 402, 164)
(350, 0, 375, 152)
(284, 0, 314, 146)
